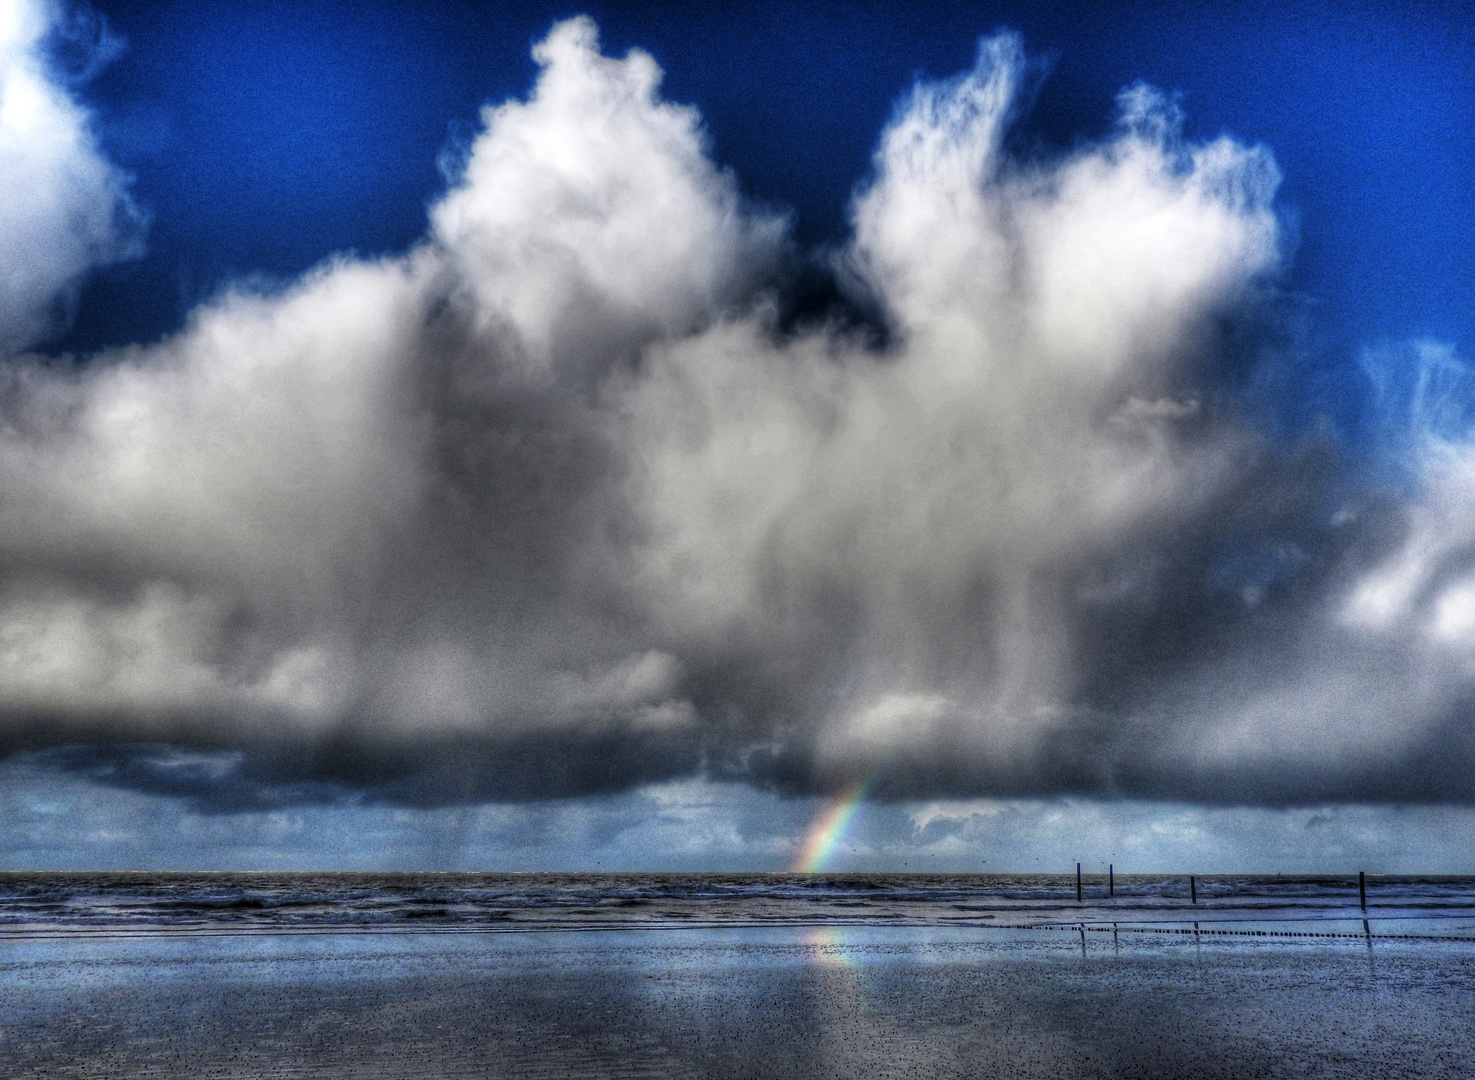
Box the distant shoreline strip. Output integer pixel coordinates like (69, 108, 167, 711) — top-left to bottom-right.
(2, 921, 1473, 942)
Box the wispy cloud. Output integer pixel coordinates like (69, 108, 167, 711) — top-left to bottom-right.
(0, 0, 141, 351)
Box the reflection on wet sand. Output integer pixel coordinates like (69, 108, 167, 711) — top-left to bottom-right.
(4, 926, 1474, 1078)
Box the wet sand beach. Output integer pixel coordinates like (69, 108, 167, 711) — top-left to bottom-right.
(5, 925, 1473, 1079)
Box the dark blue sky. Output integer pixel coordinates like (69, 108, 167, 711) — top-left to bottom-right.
(61, 0, 1473, 373)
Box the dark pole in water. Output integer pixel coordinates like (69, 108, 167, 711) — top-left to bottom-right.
(1359, 870, 1367, 911)
(1109, 864, 1114, 897)
(1190, 875, 1197, 904)
(1077, 863, 1083, 903)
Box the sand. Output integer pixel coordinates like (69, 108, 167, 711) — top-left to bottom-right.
(3, 925, 1473, 1078)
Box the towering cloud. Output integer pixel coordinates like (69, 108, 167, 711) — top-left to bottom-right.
(0, 17, 1470, 808)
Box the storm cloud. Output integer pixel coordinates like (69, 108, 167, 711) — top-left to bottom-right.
(1, 15, 1471, 809)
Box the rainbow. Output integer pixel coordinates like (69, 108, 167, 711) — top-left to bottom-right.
(789, 773, 879, 873)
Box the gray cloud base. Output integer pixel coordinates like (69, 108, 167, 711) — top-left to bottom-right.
(1, 16, 1472, 810)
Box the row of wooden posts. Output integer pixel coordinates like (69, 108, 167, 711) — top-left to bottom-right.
(1074, 864, 1371, 909)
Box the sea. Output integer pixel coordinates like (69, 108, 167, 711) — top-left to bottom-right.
(3, 871, 1474, 937)
(5, 873, 1475, 1078)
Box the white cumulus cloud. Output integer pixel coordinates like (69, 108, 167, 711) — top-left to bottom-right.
(0, 0, 141, 353)
(0, 17, 1466, 811)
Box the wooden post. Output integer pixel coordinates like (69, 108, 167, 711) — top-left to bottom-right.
(1190, 875, 1197, 904)
(1359, 870, 1367, 911)
(1077, 863, 1083, 903)
(1109, 864, 1114, 897)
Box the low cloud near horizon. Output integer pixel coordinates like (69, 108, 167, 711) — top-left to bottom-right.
(3, 6, 1475, 816)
